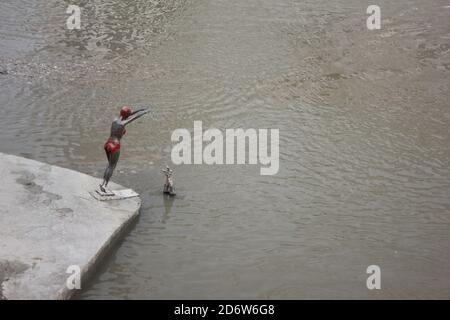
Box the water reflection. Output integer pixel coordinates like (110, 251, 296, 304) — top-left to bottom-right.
(162, 194, 174, 222)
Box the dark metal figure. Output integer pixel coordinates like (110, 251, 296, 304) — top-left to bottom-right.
(99, 106, 150, 192)
(162, 165, 176, 196)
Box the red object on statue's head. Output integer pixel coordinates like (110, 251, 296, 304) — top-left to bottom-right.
(120, 106, 132, 119)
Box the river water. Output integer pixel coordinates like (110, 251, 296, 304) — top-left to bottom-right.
(0, 0, 449, 299)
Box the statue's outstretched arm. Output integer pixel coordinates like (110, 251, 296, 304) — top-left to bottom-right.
(124, 108, 150, 125)
(130, 107, 149, 116)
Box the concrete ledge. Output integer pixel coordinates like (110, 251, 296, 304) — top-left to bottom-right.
(0, 153, 141, 299)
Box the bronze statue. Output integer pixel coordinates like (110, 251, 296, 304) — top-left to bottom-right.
(162, 165, 176, 196)
(99, 106, 150, 193)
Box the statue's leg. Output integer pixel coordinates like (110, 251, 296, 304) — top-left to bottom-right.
(100, 149, 112, 192)
(102, 150, 111, 184)
(104, 150, 120, 188)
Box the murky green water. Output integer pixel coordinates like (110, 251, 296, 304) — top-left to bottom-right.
(1, 0, 449, 299)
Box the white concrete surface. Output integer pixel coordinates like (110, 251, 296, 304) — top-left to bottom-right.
(0, 153, 141, 299)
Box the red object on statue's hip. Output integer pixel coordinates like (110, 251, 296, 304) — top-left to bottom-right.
(104, 138, 120, 153)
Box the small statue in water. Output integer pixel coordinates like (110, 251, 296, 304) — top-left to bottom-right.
(162, 165, 176, 196)
(99, 106, 150, 193)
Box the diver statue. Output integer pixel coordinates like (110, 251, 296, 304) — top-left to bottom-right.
(99, 106, 150, 193)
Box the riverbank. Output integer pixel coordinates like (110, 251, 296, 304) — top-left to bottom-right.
(0, 153, 141, 299)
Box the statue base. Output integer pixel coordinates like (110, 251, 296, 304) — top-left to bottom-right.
(90, 188, 139, 201)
